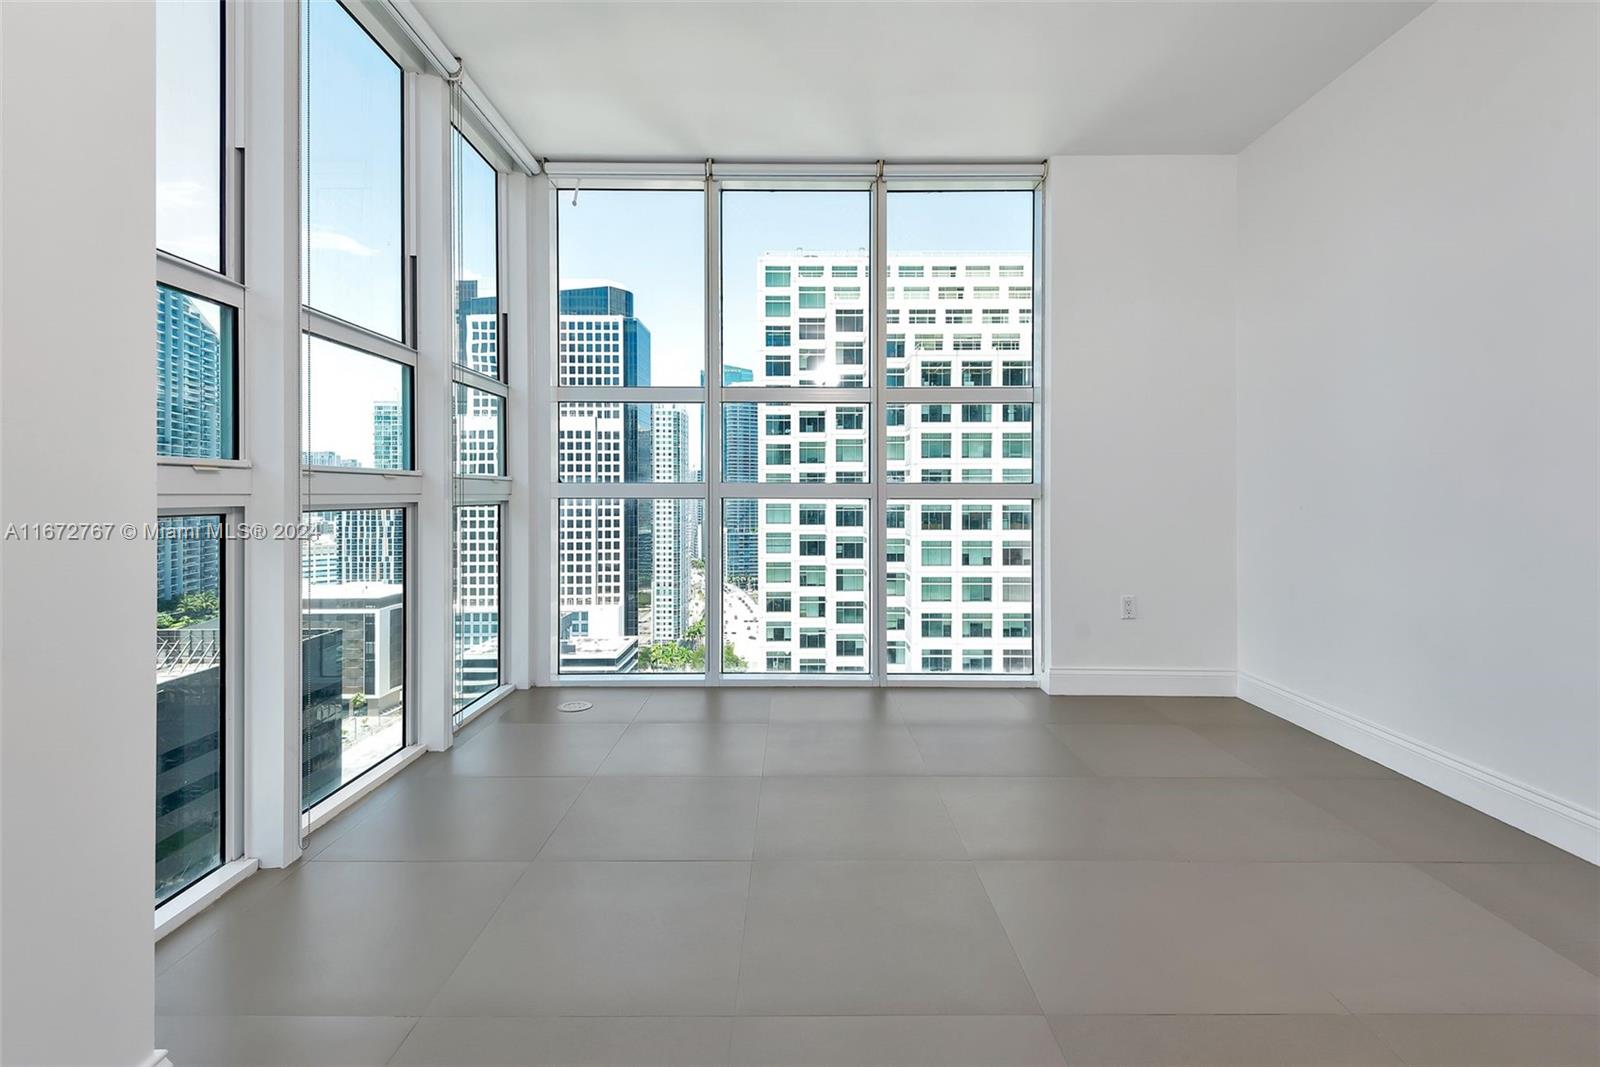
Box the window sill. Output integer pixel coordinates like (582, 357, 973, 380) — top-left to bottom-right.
(154, 856, 259, 941)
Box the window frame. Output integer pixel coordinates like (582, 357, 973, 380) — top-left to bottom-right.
(543, 162, 1043, 686)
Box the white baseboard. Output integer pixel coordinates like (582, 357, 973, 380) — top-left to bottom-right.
(139, 1050, 173, 1067)
(1044, 667, 1238, 697)
(1238, 672, 1600, 864)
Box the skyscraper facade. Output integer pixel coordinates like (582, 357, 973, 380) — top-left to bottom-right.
(749, 251, 1035, 674)
(557, 285, 651, 658)
(720, 365, 759, 589)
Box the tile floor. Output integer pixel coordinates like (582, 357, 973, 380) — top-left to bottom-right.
(155, 689, 1600, 1066)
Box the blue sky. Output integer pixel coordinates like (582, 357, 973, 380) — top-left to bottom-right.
(558, 188, 1035, 388)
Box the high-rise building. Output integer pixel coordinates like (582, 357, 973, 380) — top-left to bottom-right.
(455, 278, 499, 377)
(155, 285, 229, 458)
(721, 364, 759, 589)
(373, 400, 405, 470)
(156, 289, 227, 602)
(557, 285, 651, 664)
(752, 251, 1035, 674)
(650, 406, 692, 642)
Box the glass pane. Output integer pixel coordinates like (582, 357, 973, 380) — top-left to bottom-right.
(303, 0, 404, 339)
(454, 504, 500, 717)
(157, 285, 236, 459)
(886, 191, 1033, 388)
(557, 403, 703, 483)
(887, 402, 1032, 484)
(301, 507, 406, 810)
(455, 384, 504, 477)
(722, 403, 869, 484)
(723, 498, 871, 674)
(155, 515, 224, 905)
(888, 499, 1032, 675)
(558, 190, 703, 387)
(302, 334, 413, 470)
(156, 0, 222, 269)
(558, 498, 706, 673)
(722, 190, 871, 388)
(454, 129, 499, 377)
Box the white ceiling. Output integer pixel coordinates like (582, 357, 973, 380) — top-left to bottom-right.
(415, 1, 1429, 160)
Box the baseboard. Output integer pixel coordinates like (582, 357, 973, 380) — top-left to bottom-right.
(1044, 666, 1238, 697)
(139, 1050, 173, 1067)
(1238, 672, 1600, 864)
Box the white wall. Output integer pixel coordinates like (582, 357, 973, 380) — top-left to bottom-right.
(1, 3, 159, 1064)
(1045, 156, 1238, 695)
(1237, 2, 1600, 859)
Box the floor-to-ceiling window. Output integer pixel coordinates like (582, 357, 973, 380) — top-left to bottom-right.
(452, 126, 509, 721)
(885, 190, 1037, 677)
(546, 167, 1041, 683)
(299, 0, 412, 808)
(154, 0, 240, 906)
(554, 188, 707, 675)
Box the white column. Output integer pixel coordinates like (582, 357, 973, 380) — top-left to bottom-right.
(412, 73, 455, 749)
(0, 3, 158, 1063)
(242, 0, 306, 868)
(503, 171, 536, 689)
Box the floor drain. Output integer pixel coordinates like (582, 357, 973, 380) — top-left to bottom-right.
(557, 700, 593, 713)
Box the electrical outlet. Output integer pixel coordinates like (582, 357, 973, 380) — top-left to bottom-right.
(1120, 595, 1137, 620)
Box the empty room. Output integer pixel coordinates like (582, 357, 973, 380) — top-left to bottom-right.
(0, 1, 1597, 1064)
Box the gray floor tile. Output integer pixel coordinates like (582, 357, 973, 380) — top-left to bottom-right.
(1285, 778, 1578, 862)
(754, 777, 968, 859)
(1051, 723, 1264, 777)
(935, 777, 1186, 860)
(908, 725, 1096, 776)
(886, 689, 1049, 725)
(736, 860, 1039, 1015)
(1186, 723, 1398, 778)
(540, 776, 761, 859)
(426, 722, 625, 777)
(156, 865, 298, 977)
(390, 1017, 734, 1066)
(983, 860, 1600, 1015)
(157, 861, 526, 1016)
(1147, 696, 1287, 727)
(635, 688, 774, 723)
(498, 687, 647, 724)
(770, 689, 895, 723)
(1013, 692, 1173, 724)
(977, 860, 1348, 1014)
(313, 777, 585, 861)
(1142, 777, 1396, 860)
(1264, 862, 1599, 1014)
(155, 1015, 415, 1067)
(1416, 862, 1600, 975)
(1047, 1014, 1402, 1065)
(428, 861, 749, 1017)
(730, 1016, 1066, 1066)
(763, 724, 927, 775)
(1357, 1014, 1600, 1066)
(595, 723, 768, 775)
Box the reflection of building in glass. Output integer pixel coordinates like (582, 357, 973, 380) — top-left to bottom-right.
(300, 509, 407, 805)
(751, 252, 1035, 674)
(299, 627, 347, 809)
(155, 516, 225, 901)
(557, 285, 651, 667)
(155, 622, 222, 902)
